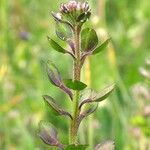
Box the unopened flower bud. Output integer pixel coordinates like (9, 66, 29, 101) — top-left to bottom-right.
(67, 1, 77, 11)
(53, 1, 91, 25)
(77, 2, 81, 11)
(60, 4, 69, 14)
(52, 12, 62, 21)
(84, 2, 90, 11)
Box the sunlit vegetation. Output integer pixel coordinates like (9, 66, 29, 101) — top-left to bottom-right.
(0, 0, 149, 149)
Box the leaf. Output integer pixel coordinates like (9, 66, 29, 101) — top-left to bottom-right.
(43, 95, 73, 119)
(81, 28, 98, 51)
(47, 36, 66, 53)
(79, 88, 97, 109)
(80, 103, 98, 118)
(77, 103, 98, 127)
(47, 37, 75, 59)
(94, 83, 115, 102)
(46, 61, 73, 100)
(94, 140, 115, 150)
(46, 60, 62, 87)
(65, 144, 88, 150)
(60, 84, 73, 100)
(63, 79, 87, 91)
(51, 12, 73, 30)
(38, 121, 64, 149)
(92, 39, 110, 55)
(80, 51, 92, 67)
(56, 22, 73, 41)
(80, 88, 97, 102)
(79, 84, 115, 109)
(68, 40, 75, 54)
(80, 38, 110, 65)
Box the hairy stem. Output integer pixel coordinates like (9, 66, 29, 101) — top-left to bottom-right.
(69, 25, 81, 144)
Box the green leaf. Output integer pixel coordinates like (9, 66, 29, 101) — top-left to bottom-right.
(78, 103, 98, 127)
(94, 83, 115, 102)
(56, 22, 73, 41)
(65, 145, 88, 150)
(43, 95, 72, 119)
(79, 88, 97, 109)
(80, 88, 97, 102)
(47, 36, 66, 53)
(63, 79, 87, 91)
(79, 84, 115, 108)
(92, 38, 110, 55)
(81, 28, 98, 51)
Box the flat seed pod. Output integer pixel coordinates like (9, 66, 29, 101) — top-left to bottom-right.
(46, 61, 73, 100)
(38, 121, 64, 149)
(79, 84, 115, 109)
(43, 95, 73, 119)
(77, 103, 98, 128)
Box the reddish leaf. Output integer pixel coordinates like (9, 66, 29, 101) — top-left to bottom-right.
(43, 95, 73, 119)
(38, 121, 64, 149)
(46, 61, 73, 100)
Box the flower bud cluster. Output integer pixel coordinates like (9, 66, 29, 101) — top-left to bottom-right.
(60, 1, 90, 14)
(52, 1, 91, 25)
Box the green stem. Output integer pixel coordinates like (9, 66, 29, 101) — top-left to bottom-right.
(69, 25, 81, 144)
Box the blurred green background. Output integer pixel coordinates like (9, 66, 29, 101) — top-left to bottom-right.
(0, 0, 150, 149)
